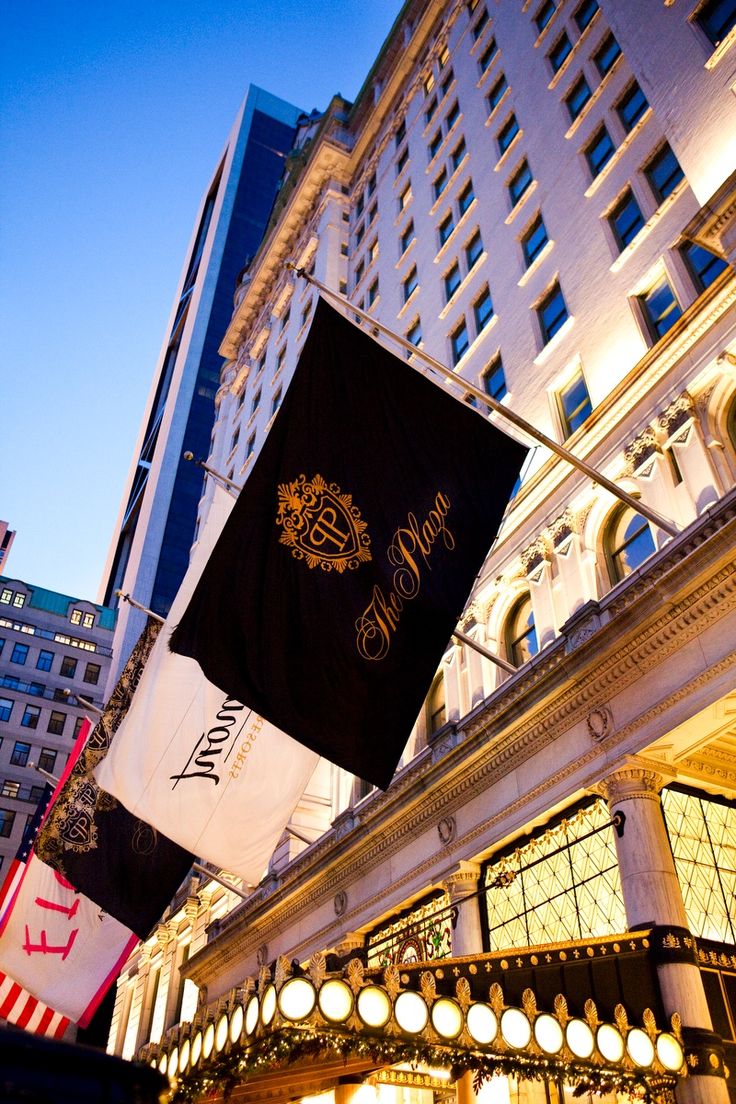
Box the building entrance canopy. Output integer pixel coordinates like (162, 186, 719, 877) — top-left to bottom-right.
(144, 931, 685, 1102)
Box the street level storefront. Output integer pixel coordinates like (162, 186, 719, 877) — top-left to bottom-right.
(141, 933, 699, 1103)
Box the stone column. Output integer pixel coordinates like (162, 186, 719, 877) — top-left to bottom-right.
(443, 862, 483, 959)
(597, 764, 728, 1104)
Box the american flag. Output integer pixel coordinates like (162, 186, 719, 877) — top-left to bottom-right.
(0, 784, 70, 1038)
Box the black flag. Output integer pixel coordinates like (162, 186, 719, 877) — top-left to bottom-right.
(170, 298, 527, 789)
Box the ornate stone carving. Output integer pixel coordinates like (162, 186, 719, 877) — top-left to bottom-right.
(624, 428, 660, 475)
(594, 763, 669, 805)
(443, 861, 480, 900)
(548, 509, 576, 547)
(658, 392, 694, 439)
(334, 890, 348, 917)
(521, 535, 551, 575)
(437, 815, 457, 846)
(586, 705, 613, 743)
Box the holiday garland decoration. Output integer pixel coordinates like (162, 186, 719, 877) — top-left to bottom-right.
(141, 952, 684, 1103)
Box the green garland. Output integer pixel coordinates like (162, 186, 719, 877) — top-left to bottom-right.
(170, 1027, 678, 1103)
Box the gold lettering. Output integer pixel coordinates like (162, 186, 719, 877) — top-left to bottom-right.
(309, 507, 350, 550)
(228, 716, 264, 781)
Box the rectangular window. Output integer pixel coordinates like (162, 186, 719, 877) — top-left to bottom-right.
(680, 241, 728, 290)
(83, 662, 101, 685)
(399, 182, 412, 212)
(585, 126, 615, 177)
(479, 37, 498, 73)
(423, 71, 435, 95)
(446, 100, 460, 130)
(47, 711, 66, 736)
(354, 259, 365, 287)
(594, 32, 621, 76)
(60, 656, 77, 678)
(433, 167, 448, 200)
(474, 286, 494, 332)
(535, 1, 556, 34)
(280, 308, 290, 332)
(458, 179, 475, 214)
(407, 318, 422, 347)
(355, 223, 365, 246)
(251, 389, 261, 414)
(616, 81, 648, 132)
(645, 143, 684, 203)
(403, 266, 418, 303)
(395, 119, 406, 148)
(549, 32, 572, 72)
(10, 741, 31, 767)
(439, 44, 450, 68)
(271, 388, 283, 416)
(367, 173, 376, 196)
(2, 781, 20, 799)
(230, 428, 240, 454)
(472, 8, 489, 40)
(497, 114, 519, 154)
(695, 0, 736, 46)
(36, 649, 53, 673)
(639, 276, 683, 340)
(10, 643, 28, 666)
(367, 278, 379, 306)
(0, 809, 16, 839)
(246, 433, 256, 459)
(487, 73, 507, 112)
(483, 355, 507, 401)
(441, 70, 454, 99)
(400, 220, 415, 254)
(73, 716, 85, 739)
(356, 194, 365, 217)
(522, 214, 549, 266)
(451, 319, 470, 364)
(82, 613, 94, 629)
(439, 211, 455, 245)
(38, 748, 58, 773)
(444, 262, 461, 302)
(566, 75, 592, 120)
(451, 137, 466, 171)
(70, 609, 82, 625)
(425, 97, 438, 126)
(12, 593, 25, 608)
(0, 589, 11, 604)
(538, 282, 569, 344)
(21, 705, 40, 730)
(465, 230, 483, 269)
(609, 188, 645, 250)
(428, 129, 442, 160)
(396, 146, 409, 176)
(574, 0, 599, 32)
(558, 371, 592, 435)
(0, 698, 13, 723)
(509, 160, 533, 206)
(29, 683, 44, 697)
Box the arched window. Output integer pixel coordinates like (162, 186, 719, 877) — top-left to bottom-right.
(427, 675, 446, 735)
(605, 506, 656, 583)
(505, 594, 538, 667)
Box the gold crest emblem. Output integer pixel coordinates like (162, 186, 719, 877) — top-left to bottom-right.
(276, 473, 372, 572)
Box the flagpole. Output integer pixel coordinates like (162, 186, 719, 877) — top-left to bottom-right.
(452, 630, 517, 674)
(115, 591, 166, 624)
(288, 266, 678, 538)
(183, 451, 241, 494)
(61, 688, 103, 716)
(192, 862, 250, 901)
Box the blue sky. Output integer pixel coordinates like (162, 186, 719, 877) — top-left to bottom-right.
(1, 0, 402, 602)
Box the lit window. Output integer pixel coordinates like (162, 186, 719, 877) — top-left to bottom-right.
(497, 114, 519, 155)
(695, 0, 736, 46)
(439, 43, 450, 68)
(522, 214, 549, 267)
(645, 144, 684, 204)
(400, 220, 415, 254)
(0, 589, 11, 604)
(483, 355, 507, 401)
(451, 137, 466, 171)
(458, 179, 475, 214)
(451, 319, 470, 364)
(472, 8, 489, 41)
(680, 240, 727, 290)
(47, 711, 66, 736)
(538, 282, 569, 344)
(506, 595, 538, 666)
(509, 160, 533, 205)
(21, 705, 40, 730)
(38, 748, 57, 773)
(0, 809, 16, 839)
(566, 75, 591, 121)
(638, 276, 682, 340)
(60, 656, 77, 678)
(2, 781, 20, 799)
(535, 1, 556, 34)
(82, 612, 94, 629)
(594, 32, 621, 76)
(479, 38, 498, 73)
(36, 650, 53, 673)
(396, 146, 409, 176)
(585, 126, 615, 177)
(548, 32, 572, 72)
(429, 129, 442, 160)
(439, 211, 455, 245)
(444, 262, 461, 302)
(487, 73, 508, 112)
(12, 593, 25, 608)
(84, 662, 101, 685)
(606, 507, 656, 582)
(616, 81, 648, 132)
(446, 100, 460, 130)
(609, 188, 644, 250)
(0, 698, 12, 722)
(574, 0, 599, 32)
(474, 286, 494, 332)
(558, 371, 592, 435)
(70, 609, 82, 625)
(10, 643, 28, 666)
(10, 741, 31, 767)
(403, 265, 418, 303)
(465, 230, 483, 269)
(424, 71, 436, 95)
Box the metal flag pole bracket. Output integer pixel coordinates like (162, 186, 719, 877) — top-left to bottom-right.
(115, 591, 165, 624)
(452, 629, 517, 675)
(30, 763, 60, 787)
(192, 862, 251, 901)
(288, 265, 678, 538)
(61, 688, 103, 715)
(183, 451, 241, 494)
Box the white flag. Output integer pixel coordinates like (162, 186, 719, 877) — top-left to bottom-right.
(95, 488, 319, 883)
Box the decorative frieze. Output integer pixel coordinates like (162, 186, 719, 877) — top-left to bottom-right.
(658, 392, 694, 441)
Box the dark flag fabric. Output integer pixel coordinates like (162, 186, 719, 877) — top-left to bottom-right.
(34, 620, 195, 939)
(169, 297, 528, 789)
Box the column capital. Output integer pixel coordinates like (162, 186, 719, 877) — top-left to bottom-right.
(593, 757, 677, 805)
(334, 932, 365, 958)
(443, 861, 482, 900)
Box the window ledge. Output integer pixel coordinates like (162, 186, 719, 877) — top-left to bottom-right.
(393, 160, 411, 190)
(518, 238, 555, 287)
(484, 86, 512, 129)
(494, 129, 524, 172)
(393, 195, 414, 227)
(704, 25, 736, 69)
(395, 237, 417, 269)
(469, 19, 495, 58)
(533, 7, 563, 49)
(533, 314, 576, 365)
(435, 198, 477, 265)
(476, 50, 501, 90)
(438, 265, 482, 322)
(609, 179, 688, 273)
(584, 107, 653, 198)
(505, 178, 538, 225)
(429, 155, 469, 217)
(397, 285, 420, 319)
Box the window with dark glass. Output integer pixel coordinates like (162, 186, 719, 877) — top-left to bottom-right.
(10, 741, 30, 767)
(356, 193, 364, 217)
(367, 278, 379, 306)
(594, 32, 621, 76)
(10, 643, 28, 666)
(407, 318, 422, 347)
(230, 427, 240, 454)
(36, 649, 53, 673)
(458, 179, 475, 214)
(549, 32, 572, 72)
(433, 167, 448, 201)
(479, 37, 498, 74)
(645, 144, 685, 203)
(465, 230, 483, 269)
(616, 81, 648, 132)
(395, 119, 406, 148)
(535, 1, 556, 34)
(472, 7, 489, 40)
(0, 698, 13, 722)
(639, 276, 682, 340)
(53, 688, 67, 703)
(21, 705, 40, 729)
(355, 223, 365, 247)
(47, 711, 65, 736)
(399, 182, 412, 211)
(474, 286, 494, 332)
(558, 371, 592, 435)
(585, 126, 615, 177)
(427, 677, 447, 735)
(538, 282, 569, 343)
(246, 433, 256, 459)
(446, 100, 460, 131)
(566, 75, 592, 120)
(403, 265, 418, 303)
(38, 748, 57, 773)
(396, 146, 409, 176)
(354, 258, 365, 287)
(506, 595, 538, 666)
(444, 262, 461, 302)
(574, 0, 599, 32)
(73, 716, 85, 739)
(439, 211, 455, 245)
(428, 129, 442, 160)
(508, 160, 533, 205)
(609, 188, 644, 250)
(522, 214, 549, 266)
(29, 683, 44, 697)
(60, 656, 77, 678)
(497, 114, 519, 154)
(367, 202, 377, 226)
(487, 73, 507, 112)
(680, 241, 728, 290)
(251, 388, 261, 414)
(0, 809, 16, 839)
(400, 220, 415, 254)
(606, 507, 656, 582)
(451, 319, 470, 364)
(451, 138, 466, 172)
(425, 96, 438, 126)
(83, 662, 101, 685)
(695, 0, 736, 46)
(483, 355, 507, 401)
(441, 70, 454, 99)
(271, 388, 283, 416)
(367, 173, 376, 196)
